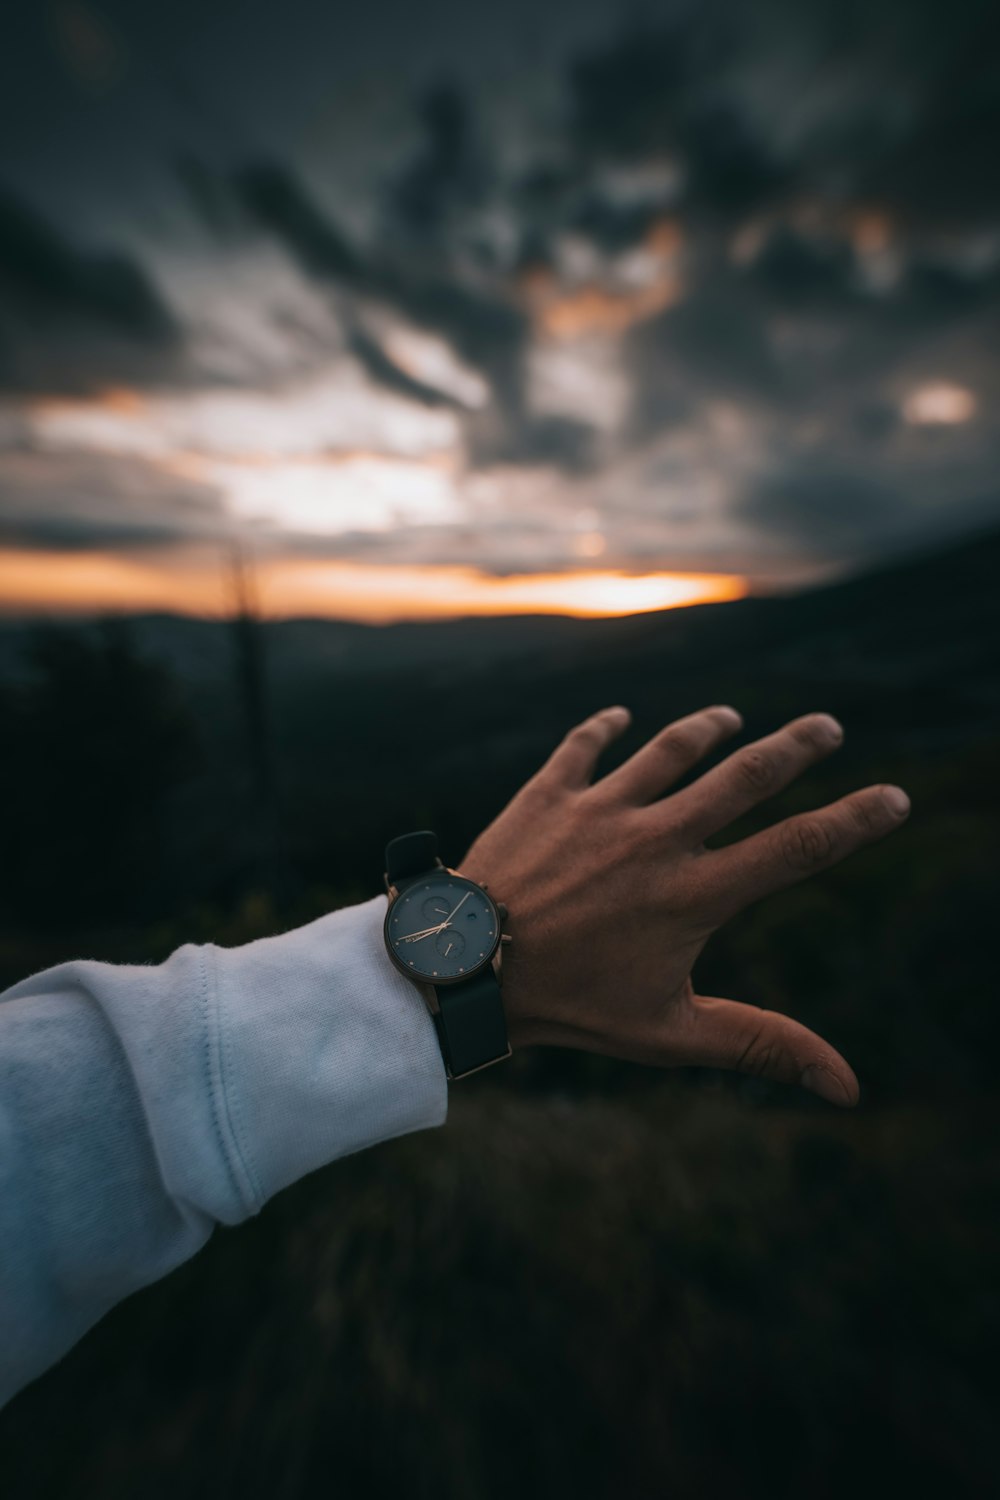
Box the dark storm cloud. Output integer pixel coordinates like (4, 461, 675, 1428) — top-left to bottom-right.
(0, 184, 183, 394)
(746, 229, 855, 308)
(1, 0, 998, 577)
(742, 467, 905, 552)
(560, 0, 1000, 253)
(0, 449, 226, 550)
(236, 165, 368, 288)
(345, 325, 464, 409)
(847, 1, 1000, 230)
(386, 81, 491, 240)
(0, 185, 176, 340)
(468, 413, 598, 474)
(567, 13, 791, 225)
(626, 271, 784, 437)
(175, 154, 246, 243)
(742, 461, 1000, 561)
(234, 158, 530, 426)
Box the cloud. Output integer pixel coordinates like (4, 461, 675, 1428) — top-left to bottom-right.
(561, 2, 1000, 263)
(0, 448, 226, 550)
(2, 0, 998, 586)
(233, 158, 531, 444)
(626, 274, 784, 440)
(742, 467, 905, 553)
(346, 324, 466, 410)
(235, 164, 369, 287)
(567, 14, 790, 228)
(0, 184, 182, 394)
(0, 185, 176, 340)
(385, 81, 492, 240)
(175, 154, 246, 243)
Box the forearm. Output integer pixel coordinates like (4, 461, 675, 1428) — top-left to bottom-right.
(0, 894, 447, 1406)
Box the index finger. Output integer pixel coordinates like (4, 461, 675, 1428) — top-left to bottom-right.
(533, 705, 633, 792)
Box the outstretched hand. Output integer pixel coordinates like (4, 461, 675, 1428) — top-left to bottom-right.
(459, 705, 910, 1105)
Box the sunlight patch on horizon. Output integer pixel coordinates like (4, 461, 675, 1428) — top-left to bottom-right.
(0, 550, 748, 623)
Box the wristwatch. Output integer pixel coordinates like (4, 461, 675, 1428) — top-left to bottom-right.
(383, 829, 513, 1080)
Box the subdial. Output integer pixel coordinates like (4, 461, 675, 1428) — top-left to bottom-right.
(435, 928, 466, 958)
(423, 895, 452, 923)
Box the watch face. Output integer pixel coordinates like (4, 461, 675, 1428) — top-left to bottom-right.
(385, 873, 500, 984)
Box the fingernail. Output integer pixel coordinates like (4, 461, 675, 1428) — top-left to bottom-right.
(604, 705, 631, 723)
(882, 785, 910, 818)
(813, 713, 843, 743)
(801, 1065, 856, 1107)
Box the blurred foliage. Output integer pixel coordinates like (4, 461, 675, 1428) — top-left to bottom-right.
(0, 537, 997, 1496)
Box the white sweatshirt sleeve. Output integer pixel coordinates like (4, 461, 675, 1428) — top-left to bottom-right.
(0, 892, 448, 1407)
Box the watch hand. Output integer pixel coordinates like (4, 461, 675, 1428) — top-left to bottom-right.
(399, 891, 474, 944)
(432, 891, 472, 933)
(397, 926, 441, 943)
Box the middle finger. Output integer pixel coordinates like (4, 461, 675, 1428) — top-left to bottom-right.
(664, 712, 845, 843)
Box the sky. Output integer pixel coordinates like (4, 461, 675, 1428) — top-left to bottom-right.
(0, 0, 997, 619)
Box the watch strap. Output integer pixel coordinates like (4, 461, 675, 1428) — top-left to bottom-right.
(385, 830, 441, 891)
(434, 966, 512, 1080)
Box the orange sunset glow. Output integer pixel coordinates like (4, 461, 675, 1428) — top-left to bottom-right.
(0, 550, 748, 623)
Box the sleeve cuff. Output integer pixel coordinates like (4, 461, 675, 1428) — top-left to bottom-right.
(208, 892, 449, 1214)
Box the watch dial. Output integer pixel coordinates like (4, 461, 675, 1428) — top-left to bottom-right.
(387, 874, 499, 983)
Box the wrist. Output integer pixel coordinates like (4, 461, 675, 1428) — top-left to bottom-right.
(456, 861, 556, 1052)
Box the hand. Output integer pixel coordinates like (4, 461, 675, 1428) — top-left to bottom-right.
(458, 704, 911, 1105)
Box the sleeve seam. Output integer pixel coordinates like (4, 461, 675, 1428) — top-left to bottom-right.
(200, 944, 263, 1215)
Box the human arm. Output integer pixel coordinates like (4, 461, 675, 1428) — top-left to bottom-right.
(0, 896, 447, 1407)
(0, 702, 908, 1404)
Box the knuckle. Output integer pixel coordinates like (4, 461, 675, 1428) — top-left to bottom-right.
(736, 747, 776, 795)
(655, 725, 697, 763)
(735, 1026, 781, 1079)
(780, 817, 834, 869)
(522, 768, 563, 806)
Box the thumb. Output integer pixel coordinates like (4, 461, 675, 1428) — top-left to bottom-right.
(685, 994, 860, 1106)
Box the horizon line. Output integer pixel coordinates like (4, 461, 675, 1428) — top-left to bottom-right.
(0, 550, 754, 624)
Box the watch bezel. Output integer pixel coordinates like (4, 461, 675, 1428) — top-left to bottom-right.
(383, 870, 502, 987)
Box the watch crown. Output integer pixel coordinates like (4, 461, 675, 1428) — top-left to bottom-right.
(501, 934, 513, 945)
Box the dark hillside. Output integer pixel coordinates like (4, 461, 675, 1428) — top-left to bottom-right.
(0, 526, 997, 1498)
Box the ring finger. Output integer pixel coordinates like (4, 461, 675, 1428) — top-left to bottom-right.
(665, 712, 845, 844)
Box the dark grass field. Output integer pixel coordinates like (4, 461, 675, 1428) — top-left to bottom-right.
(0, 529, 997, 1497)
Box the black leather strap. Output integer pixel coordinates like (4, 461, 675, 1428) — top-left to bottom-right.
(385, 830, 441, 891)
(434, 966, 511, 1080)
